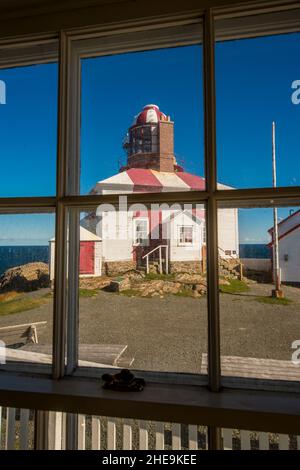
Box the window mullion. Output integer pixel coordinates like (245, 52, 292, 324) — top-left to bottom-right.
(52, 31, 70, 379)
(204, 8, 222, 451)
(204, 9, 221, 393)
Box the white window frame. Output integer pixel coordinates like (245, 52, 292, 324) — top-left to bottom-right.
(178, 225, 194, 246)
(133, 217, 149, 246)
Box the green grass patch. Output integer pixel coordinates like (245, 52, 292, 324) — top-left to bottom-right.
(119, 289, 142, 297)
(174, 289, 195, 298)
(0, 292, 51, 316)
(255, 296, 293, 306)
(219, 279, 250, 295)
(144, 273, 175, 281)
(79, 288, 98, 297)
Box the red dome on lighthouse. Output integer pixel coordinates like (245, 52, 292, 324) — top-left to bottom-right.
(134, 104, 168, 125)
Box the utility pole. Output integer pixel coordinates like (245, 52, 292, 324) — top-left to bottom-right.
(272, 121, 284, 298)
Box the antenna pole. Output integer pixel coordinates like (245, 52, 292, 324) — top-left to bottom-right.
(272, 121, 283, 298)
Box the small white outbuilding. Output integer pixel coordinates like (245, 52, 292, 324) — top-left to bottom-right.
(49, 226, 102, 280)
(269, 209, 300, 284)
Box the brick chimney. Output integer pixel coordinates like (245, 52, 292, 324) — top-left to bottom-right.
(123, 104, 176, 172)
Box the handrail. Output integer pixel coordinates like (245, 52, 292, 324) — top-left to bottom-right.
(142, 244, 168, 259)
(142, 244, 169, 274)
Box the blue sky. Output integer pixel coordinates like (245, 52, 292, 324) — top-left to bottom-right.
(0, 35, 299, 245)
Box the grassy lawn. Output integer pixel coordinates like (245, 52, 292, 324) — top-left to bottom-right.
(174, 289, 195, 298)
(219, 279, 250, 294)
(255, 296, 293, 306)
(119, 289, 142, 297)
(79, 288, 99, 297)
(144, 273, 176, 281)
(0, 291, 52, 316)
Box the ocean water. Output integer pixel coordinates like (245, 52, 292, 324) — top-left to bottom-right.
(239, 244, 271, 259)
(0, 246, 49, 276)
(0, 244, 269, 277)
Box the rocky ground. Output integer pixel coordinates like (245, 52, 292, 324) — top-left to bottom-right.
(102, 270, 215, 298)
(0, 262, 50, 292)
(0, 279, 299, 374)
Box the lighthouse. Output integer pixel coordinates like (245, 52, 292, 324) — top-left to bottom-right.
(50, 104, 239, 279)
(122, 104, 178, 173)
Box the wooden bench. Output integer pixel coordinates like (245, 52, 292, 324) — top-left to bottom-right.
(201, 353, 300, 381)
(0, 321, 47, 346)
(22, 343, 134, 367)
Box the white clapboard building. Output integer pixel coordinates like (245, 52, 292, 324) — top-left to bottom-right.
(269, 209, 300, 284)
(50, 105, 239, 279)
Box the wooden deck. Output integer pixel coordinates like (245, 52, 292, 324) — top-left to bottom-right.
(3, 344, 134, 368)
(201, 353, 300, 381)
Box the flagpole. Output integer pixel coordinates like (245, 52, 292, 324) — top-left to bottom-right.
(272, 121, 283, 298)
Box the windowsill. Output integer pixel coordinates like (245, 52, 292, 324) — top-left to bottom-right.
(0, 371, 299, 434)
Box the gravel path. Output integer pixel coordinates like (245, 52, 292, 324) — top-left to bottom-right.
(1, 283, 299, 373)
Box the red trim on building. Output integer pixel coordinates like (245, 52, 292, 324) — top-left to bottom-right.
(268, 209, 300, 235)
(176, 172, 206, 190)
(127, 168, 163, 192)
(268, 222, 300, 246)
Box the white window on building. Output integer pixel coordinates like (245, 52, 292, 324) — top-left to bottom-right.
(178, 225, 193, 245)
(133, 218, 149, 245)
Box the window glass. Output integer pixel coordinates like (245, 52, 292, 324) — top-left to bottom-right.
(216, 30, 300, 189)
(179, 226, 193, 245)
(217, 203, 300, 383)
(66, 202, 208, 375)
(80, 45, 204, 195)
(0, 212, 55, 370)
(0, 62, 58, 197)
(134, 219, 149, 246)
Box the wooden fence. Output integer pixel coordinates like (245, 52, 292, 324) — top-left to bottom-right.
(0, 407, 299, 450)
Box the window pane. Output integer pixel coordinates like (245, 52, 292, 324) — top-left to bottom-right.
(80, 44, 204, 195)
(0, 60, 58, 197)
(217, 203, 300, 384)
(63, 202, 207, 376)
(0, 212, 55, 370)
(216, 21, 300, 189)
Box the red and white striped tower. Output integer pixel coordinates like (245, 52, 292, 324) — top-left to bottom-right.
(122, 104, 177, 172)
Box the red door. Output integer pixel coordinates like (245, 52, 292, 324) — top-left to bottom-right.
(79, 241, 95, 275)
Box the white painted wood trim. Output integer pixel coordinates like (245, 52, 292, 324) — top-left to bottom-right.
(0, 407, 2, 450)
(171, 423, 181, 450)
(278, 434, 289, 450)
(48, 411, 62, 450)
(188, 425, 198, 450)
(139, 420, 148, 450)
(122, 419, 132, 450)
(155, 422, 165, 450)
(77, 415, 86, 450)
(258, 432, 269, 450)
(240, 430, 251, 450)
(20, 409, 30, 450)
(5, 407, 16, 450)
(91, 416, 101, 450)
(107, 418, 116, 450)
(222, 428, 233, 450)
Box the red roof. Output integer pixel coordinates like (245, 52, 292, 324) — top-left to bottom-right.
(134, 104, 168, 126)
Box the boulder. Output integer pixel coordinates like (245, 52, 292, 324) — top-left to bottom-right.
(79, 276, 111, 290)
(137, 280, 182, 297)
(108, 277, 131, 293)
(175, 273, 206, 284)
(122, 270, 145, 282)
(0, 262, 50, 292)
